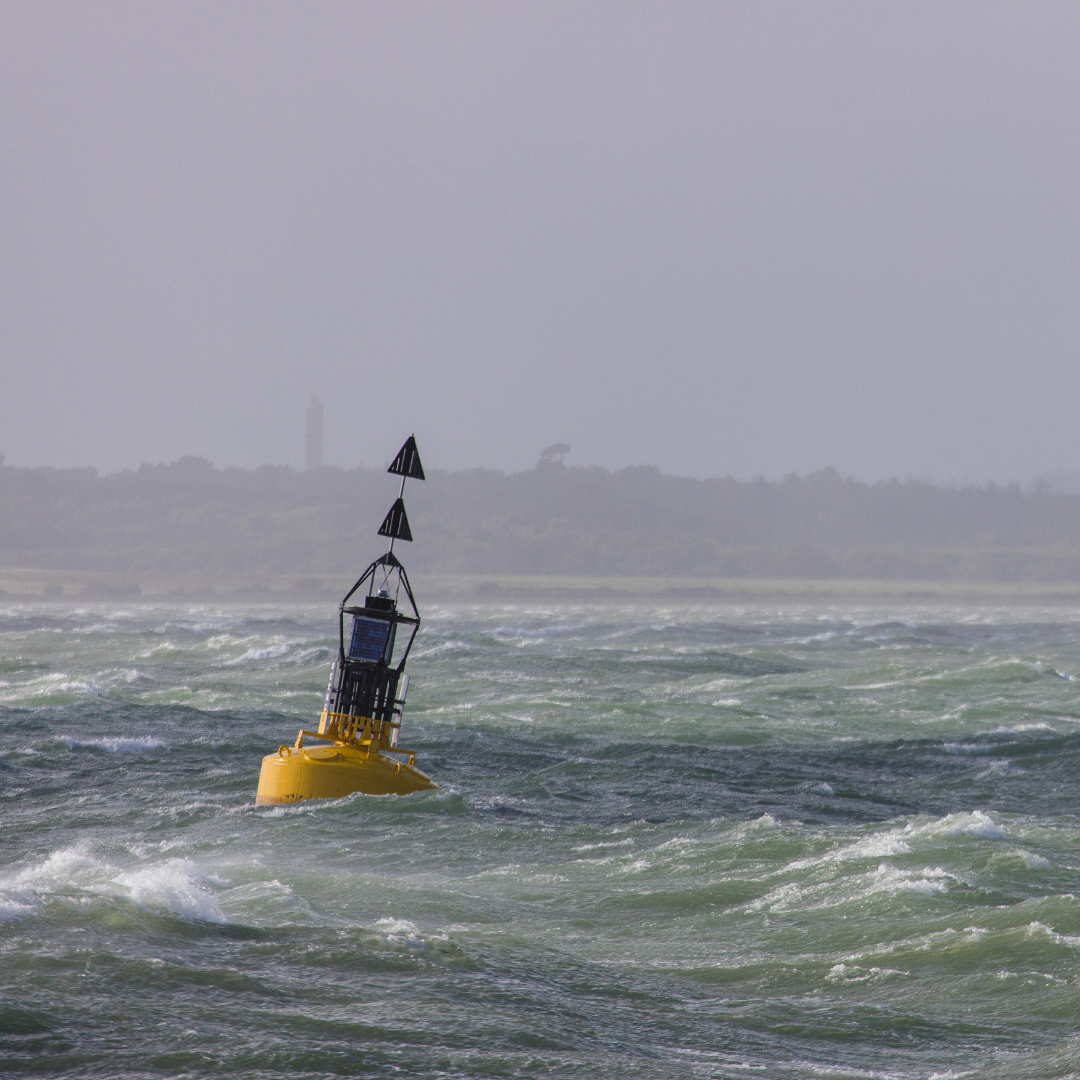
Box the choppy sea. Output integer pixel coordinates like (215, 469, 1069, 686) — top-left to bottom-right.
(2, 600, 1080, 1078)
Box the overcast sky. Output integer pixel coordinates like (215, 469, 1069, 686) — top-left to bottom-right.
(2, 1, 1078, 480)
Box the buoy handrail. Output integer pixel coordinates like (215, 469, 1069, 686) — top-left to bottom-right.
(288, 711, 416, 766)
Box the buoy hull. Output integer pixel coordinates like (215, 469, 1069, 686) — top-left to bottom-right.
(255, 743, 436, 804)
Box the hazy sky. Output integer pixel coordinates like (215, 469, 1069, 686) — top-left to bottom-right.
(2, 2, 1079, 480)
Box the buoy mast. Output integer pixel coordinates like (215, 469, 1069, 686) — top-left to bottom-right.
(255, 436, 436, 803)
(321, 435, 426, 748)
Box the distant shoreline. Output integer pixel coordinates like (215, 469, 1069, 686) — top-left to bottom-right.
(4, 567, 1080, 606)
(9, 460, 1080, 590)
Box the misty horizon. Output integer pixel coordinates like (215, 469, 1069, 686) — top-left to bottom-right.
(4, 3, 1080, 484)
(8, 452, 1080, 590)
(3, 443, 1078, 494)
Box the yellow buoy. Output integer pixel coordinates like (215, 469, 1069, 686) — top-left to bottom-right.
(256, 713, 435, 804)
(256, 435, 436, 804)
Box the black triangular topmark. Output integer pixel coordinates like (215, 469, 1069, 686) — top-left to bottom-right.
(387, 435, 425, 480)
(377, 498, 413, 542)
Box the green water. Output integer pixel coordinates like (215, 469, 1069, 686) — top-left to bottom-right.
(2, 601, 1079, 1078)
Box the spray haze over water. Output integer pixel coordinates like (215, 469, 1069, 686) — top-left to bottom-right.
(2, 600, 1080, 1077)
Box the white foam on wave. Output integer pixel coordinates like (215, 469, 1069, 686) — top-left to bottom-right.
(136, 642, 182, 659)
(68, 666, 150, 686)
(77, 616, 140, 633)
(0, 673, 101, 702)
(840, 679, 903, 690)
(943, 743, 996, 755)
(1024, 921, 1080, 949)
(842, 923, 987, 967)
(747, 863, 955, 913)
(0, 898, 36, 922)
(870, 863, 953, 897)
(846, 835, 912, 859)
(114, 860, 227, 923)
(826, 962, 906, 984)
(13, 847, 99, 886)
(797, 630, 839, 644)
(1015, 849, 1051, 869)
(0, 847, 227, 924)
(572, 838, 634, 852)
(219, 878, 295, 905)
(59, 735, 166, 752)
(699, 677, 741, 692)
(912, 810, 1007, 840)
(0, 847, 105, 921)
(786, 832, 912, 873)
(411, 640, 472, 659)
(201, 633, 245, 651)
(374, 917, 423, 942)
(224, 638, 299, 665)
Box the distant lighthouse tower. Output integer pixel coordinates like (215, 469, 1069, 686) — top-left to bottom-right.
(305, 396, 324, 470)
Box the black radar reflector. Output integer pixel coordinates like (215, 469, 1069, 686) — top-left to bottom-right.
(388, 435, 425, 481)
(378, 498, 413, 542)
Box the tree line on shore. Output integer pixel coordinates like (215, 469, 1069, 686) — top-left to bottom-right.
(3, 456, 1080, 581)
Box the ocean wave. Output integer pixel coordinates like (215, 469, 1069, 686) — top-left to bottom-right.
(114, 860, 227, 923)
(838, 909, 1080, 977)
(729, 813, 1010, 908)
(223, 638, 303, 665)
(1014, 849, 1052, 869)
(0, 672, 102, 702)
(374, 916, 422, 937)
(825, 962, 907, 984)
(0, 848, 104, 920)
(746, 863, 956, 914)
(984, 722, 1056, 735)
(58, 735, 167, 752)
(0, 898, 36, 922)
(5, 599, 1080, 1076)
(0, 847, 227, 924)
(1024, 920, 1080, 949)
(911, 810, 1007, 840)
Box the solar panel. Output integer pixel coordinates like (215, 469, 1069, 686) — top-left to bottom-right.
(349, 616, 392, 662)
